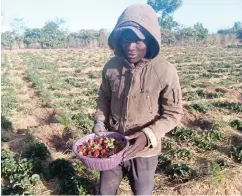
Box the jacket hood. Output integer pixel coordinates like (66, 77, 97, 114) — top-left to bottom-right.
(108, 3, 161, 59)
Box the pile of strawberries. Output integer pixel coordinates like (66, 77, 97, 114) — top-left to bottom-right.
(76, 137, 125, 158)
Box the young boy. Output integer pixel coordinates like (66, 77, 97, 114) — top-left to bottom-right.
(93, 3, 183, 195)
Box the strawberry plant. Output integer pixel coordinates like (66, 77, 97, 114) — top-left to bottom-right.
(167, 163, 197, 183)
(230, 145, 242, 163)
(161, 138, 176, 150)
(43, 159, 94, 195)
(1, 115, 13, 142)
(43, 158, 75, 180)
(189, 103, 213, 113)
(191, 129, 223, 150)
(157, 155, 171, 170)
(24, 142, 50, 160)
(171, 126, 196, 142)
(213, 101, 242, 113)
(196, 89, 224, 99)
(230, 119, 242, 132)
(172, 148, 192, 160)
(200, 73, 220, 78)
(1, 88, 17, 115)
(71, 112, 93, 134)
(1, 150, 41, 195)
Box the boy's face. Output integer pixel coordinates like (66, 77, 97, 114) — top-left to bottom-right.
(120, 30, 147, 64)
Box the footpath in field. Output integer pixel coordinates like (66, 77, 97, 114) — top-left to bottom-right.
(1, 47, 242, 195)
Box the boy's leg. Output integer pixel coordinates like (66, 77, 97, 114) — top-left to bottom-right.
(128, 156, 158, 195)
(99, 164, 124, 195)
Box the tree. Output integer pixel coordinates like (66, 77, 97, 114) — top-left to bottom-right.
(175, 27, 199, 40)
(1, 31, 16, 49)
(218, 21, 242, 34)
(41, 18, 68, 48)
(237, 30, 242, 42)
(147, 0, 182, 30)
(10, 17, 26, 35)
(23, 28, 43, 48)
(10, 17, 26, 48)
(233, 21, 242, 31)
(158, 15, 179, 30)
(193, 22, 208, 39)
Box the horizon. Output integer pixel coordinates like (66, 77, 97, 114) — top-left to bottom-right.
(1, 0, 242, 34)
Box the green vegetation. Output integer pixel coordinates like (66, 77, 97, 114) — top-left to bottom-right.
(157, 155, 172, 170)
(1, 44, 242, 194)
(167, 164, 197, 183)
(43, 159, 94, 195)
(230, 145, 242, 163)
(171, 126, 223, 150)
(230, 119, 242, 131)
(1, 149, 44, 195)
(213, 101, 242, 113)
(189, 103, 213, 113)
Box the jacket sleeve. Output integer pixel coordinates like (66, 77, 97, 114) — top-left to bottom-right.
(142, 64, 183, 148)
(94, 65, 111, 125)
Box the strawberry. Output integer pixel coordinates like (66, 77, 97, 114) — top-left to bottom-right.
(101, 149, 108, 158)
(88, 139, 94, 144)
(114, 138, 119, 144)
(81, 151, 87, 156)
(97, 138, 103, 145)
(87, 151, 93, 157)
(115, 145, 121, 153)
(93, 150, 100, 157)
(77, 145, 85, 151)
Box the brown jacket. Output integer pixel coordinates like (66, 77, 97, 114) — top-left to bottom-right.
(95, 4, 183, 158)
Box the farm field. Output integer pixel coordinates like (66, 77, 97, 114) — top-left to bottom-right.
(1, 46, 242, 195)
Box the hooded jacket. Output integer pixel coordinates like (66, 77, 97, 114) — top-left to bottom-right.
(94, 4, 183, 158)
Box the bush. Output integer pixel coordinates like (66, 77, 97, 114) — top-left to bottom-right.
(160, 29, 176, 45)
(175, 27, 199, 40)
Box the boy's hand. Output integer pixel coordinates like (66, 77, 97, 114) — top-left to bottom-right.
(93, 121, 106, 136)
(123, 132, 148, 161)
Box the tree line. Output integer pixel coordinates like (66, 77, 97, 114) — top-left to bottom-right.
(1, 0, 242, 49)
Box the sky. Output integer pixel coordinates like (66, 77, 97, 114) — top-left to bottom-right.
(1, 0, 242, 33)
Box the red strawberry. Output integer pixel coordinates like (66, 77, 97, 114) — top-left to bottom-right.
(97, 138, 103, 145)
(88, 139, 94, 144)
(87, 151, 92, 157)
(93, 150, 100, 157)
(115, 145, 121, 153)
(101, 149, 108, 158)
(77, 145, 84, 151)
(81, 151, 87, 156)
(114, 138, 119, 144)
(103, 138, 109, 144)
